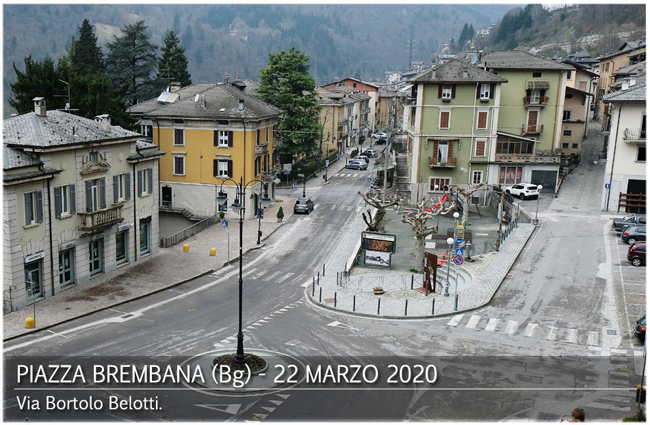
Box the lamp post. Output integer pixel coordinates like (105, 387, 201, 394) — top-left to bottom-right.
(534, 184, 543, 225)
(215, 177, 272, 364)
(445, 237, 454, 297)
(250, 185, 271, 245)
(297, 174, 306, 198)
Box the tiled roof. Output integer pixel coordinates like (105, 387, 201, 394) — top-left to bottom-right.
(3, 145, 41, 170)
(609, 73, 646, 90)
(128, 83, 283, 120)
(409, 60, 508, 83)
(4, 167, 61, 183)
(479, 50, 574, 70)
(598, 44, 646, 61)
(3, 110, 140, 148)
(613, 62, 646, 76)
(603, 81, 647, 103)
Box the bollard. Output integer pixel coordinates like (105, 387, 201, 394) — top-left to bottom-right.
(377, 298, 381, 315)
(454, 294, 459, 311)
(334, 292, 337, 307)
(353, 295, 356, 312)
(312, 279, 315, 296)
(183, 244, 189, 252)
(317, 272, 320, 286)
(25, 317, 34, 329)
(210, 248, 216, 256)
(336, 272, 339, 286)
(323, 264, 325, 277)
(432, 298, 435, 315)
(425, 284, 429, 297)
(405, 299, 408, 316)
(319, 287, 322, 302)
(411, 275, 414, 289)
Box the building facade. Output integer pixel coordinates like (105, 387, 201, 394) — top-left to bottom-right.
(3, 99, 163, 312)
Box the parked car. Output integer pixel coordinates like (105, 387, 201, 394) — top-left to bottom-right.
(361, 149, 378, 158)
(634, 315, 646, 341)
(375, 137, 387, 145)
(627, 242, 646, 267)
(294, 197, 314, 214)
(354, 155, 370, 164)
(612, 214, 646, 232)
(346, 160, 368, 170)
(371, 132, 387, 139)
(621, 226, 646, 245)
(505, 184, 540, 200)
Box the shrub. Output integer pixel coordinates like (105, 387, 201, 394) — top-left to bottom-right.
(277, 206, 284, 219)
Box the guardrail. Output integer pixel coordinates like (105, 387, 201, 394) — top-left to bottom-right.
(160, 214, 220, 248)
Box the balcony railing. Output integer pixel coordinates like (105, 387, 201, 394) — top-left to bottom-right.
(523, 96, 549, 107)
(522, 124, 544, 135)
(429, 156, 457, 168)
(361, 107, 371, 115)
(254, 143, 268, 155)
(78, 204, 124, 234)
(495, 153, 535, 162)
(623, 128, 646, 142)
(338, 118, 349, 125)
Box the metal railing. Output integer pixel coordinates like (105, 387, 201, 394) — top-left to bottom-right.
(623, 128, 646, 141)
(78, 204, 124, 233)
(160, 214, 220, 248)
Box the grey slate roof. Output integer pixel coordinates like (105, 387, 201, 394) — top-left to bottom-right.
(613, 62, 646, 77)
(3, 110, 140, 148)
(409, 59, 508, 83)
(479, 50, 574, 71)
(4, 167, 61, 183)
(127, 83, 283, 120)
(602, 81, 647, 103)
(3, 145, 41, 170)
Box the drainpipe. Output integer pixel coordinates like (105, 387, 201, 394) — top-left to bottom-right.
(45, 174, 54, 298)
(468, 82, 479, 188)
(605, 104, 622, 211)
(133, 161, 137, 262)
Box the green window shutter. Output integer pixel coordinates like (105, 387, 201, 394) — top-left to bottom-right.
(148, 168, 153, 194)
(113, 175, 119, 204)
(100, 178, 106, 209)
(125, 173, 130, 200)
(36, 191, 43, 223)
(54, 186, 62, 218)
(86, 180, 92, 212)
(24, 193, 32, 224)
(138, 170, 143, 197)
(69, 184, 76, 215)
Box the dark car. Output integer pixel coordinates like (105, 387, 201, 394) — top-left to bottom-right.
(612, 214, 646, 232)
(621, 226, 646, 245)
(375, 138, 387, 145)
(634, 315, 646, 341)
(346, 160, 368, 170)
(628, 243, 646, 267)
(294, 198, 314, 214)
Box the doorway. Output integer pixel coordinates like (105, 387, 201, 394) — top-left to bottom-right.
(89, 239, 103, 275)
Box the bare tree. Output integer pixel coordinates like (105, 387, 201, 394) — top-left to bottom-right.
(452, 183, 488, 228)
(396, 197, 459, 272)
(358, 191, 403, 232)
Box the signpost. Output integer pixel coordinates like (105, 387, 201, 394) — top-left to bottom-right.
(453, 255, 464, 266)
(222, 221, 229, 263)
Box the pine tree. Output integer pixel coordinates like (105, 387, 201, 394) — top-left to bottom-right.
(70, 19, 104, 76)
(257, 47, 322, 160)
(9, 55, 67, 114)
(182, 24, 194, 50)
(105, 20, 158, 105)
(157, 30, 192, 89)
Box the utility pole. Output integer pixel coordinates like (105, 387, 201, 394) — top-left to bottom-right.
(406, 38, 415, 71)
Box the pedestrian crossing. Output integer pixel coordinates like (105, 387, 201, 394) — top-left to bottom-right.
(334, 173, 364, 178)
(447, 313, 602, 347)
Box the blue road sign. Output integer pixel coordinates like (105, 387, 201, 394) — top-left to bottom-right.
(455, 239, 464, 245)
(453, 255, 464, 265)
(455, 248, 464, 256)
(605, 183, 610, 189)
(336, 153, 340, 157)
(222, 221, 228, 227)
(367, 178, 372, 182)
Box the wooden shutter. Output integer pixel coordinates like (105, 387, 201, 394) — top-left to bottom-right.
(54, 187, 62, 218)
(100, 178, 106, 209)
(476, 140, 486, 156)
(440, 111, 450, 129)
(213, 159, 218, 177)
(24, 193, 32, 224)
(490, 84, 495, 99)
(148, 168, 153, 194)
(36, 190, 43, 223)
(451, 85, 456, 99)
(476, 85, 481, 99)
(433, 141, 439, 163)
(228, 131, 233, 147)
(478, 112, 487, 129)
(137, 171, 142, 197)
(438, 85, 443, 99)
(70, 184, 76, 214)
(113, 175, 119, 203)
(447, 140, 453, 160)
(214, 131, 218, 146)
(124, 174, 130, 200)
(257, 130, 260, 145)
(227, 160, 233, 177)
(85, 181, 92, 212)
(527, 111, 538, 132)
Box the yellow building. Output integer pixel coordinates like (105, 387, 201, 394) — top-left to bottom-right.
(129, 78, 283, 219)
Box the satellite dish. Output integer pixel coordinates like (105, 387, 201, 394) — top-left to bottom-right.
(194, 94, 200, 103)
(470, 55, 477, 65)
(65, 103, 70, 110)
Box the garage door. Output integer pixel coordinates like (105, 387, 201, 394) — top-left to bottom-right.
(531, 170, 557, 193)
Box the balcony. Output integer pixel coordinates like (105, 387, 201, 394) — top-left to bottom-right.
(523, 96, 549, 107)
(624, 128, 646, 143)
(78, 204, 124, 235)
(361, 107, 371, 115)
(522, 124, 544, 135)
(429, 156, 457, 168)
(338, 118, 349, 125)
(495, 153, 535, 163)
(254, 143, 268, 156)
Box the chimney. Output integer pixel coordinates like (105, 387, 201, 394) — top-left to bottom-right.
(235, 75, 239, 81)
(224, 75, 229, 83)
(33, 97, 47, 117)
(94, 114, 112, 132)
(170, 82, 181, 92)
(629, 76, 637, 87)
(238, 99, 244, 111)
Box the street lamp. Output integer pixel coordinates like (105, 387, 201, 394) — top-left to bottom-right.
(534, 184, 543, 225)
(215, 176, 272, 364)
(445, 237, 454, 297)
(250, 185, 272, 245)
(297, 174, 306, 198)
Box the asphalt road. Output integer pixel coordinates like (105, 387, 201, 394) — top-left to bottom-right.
(3, 147, 646, 422)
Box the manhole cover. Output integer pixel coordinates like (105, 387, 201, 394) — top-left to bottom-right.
(607, 330, 617, 335)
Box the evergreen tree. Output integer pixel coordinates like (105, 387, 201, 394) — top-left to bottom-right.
(9, 55, 67, 114)
(182, 24, 194, 50)
(70, 19, 104, 76)
(257, 47, 322, 160)
(459, 23, 469, 46)
(105, 20, 158, 105)
(157, 30, 192, 89)
(469, 25, 475, 42)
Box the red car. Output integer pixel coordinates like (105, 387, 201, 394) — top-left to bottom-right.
(627, 242, 646, 267)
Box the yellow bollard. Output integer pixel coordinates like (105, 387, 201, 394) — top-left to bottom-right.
(183, 244, 189, 252)
(210, 248, 216, 256)
(25, 317, 34, 329)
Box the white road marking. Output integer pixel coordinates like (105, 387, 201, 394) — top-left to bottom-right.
(327, 321, 356, 330)
(466, 315, 481, 329)
(485, 318, 499, 332)
(356, 206, 362, 212)
(346, 206, 353, 211)
(567, 329, 578, 343)
(447, 314, 464, 327)
(588, 331, 600, 347)
(301, 280, 312, 287)
(277, 272, 295, 283)
(505, 320, 518, 335)
(263, 271, 282, 282)
(524, 323, 538, 338)
(546, 326, 558, 341)
(261, 407, 276, 413)
(276, 394, 290, 399)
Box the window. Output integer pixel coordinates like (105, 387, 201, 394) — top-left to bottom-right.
(137, 169, 153, 197)
(256, 129, 261, 145)
(496, 140, 533, 154)
(563, 111, 571, 120)
(439, 111, 450, 129)
(85, 178, 106, 212)
(598, 89, 605, 100)
(529, 89, 541, 104)
(214, 159, 232, 178)
(255, 156, 261, 176)
(604, 63, 609, 72)
(477, 111, 488, 129)
(533, 72, 542, 78)
(498, 166, 523, 184)
(174, 129, 184, 146)
(140, 125, 153, 138)
(637, 146, 646, 162)
(562, 143, 569, 148)
(25, 259, 42, 298)
(567, 70, 573, 80)
(140, 223, 150, 254)
(173, 155, 185, 175)
(441, 84, 453, 100)
(113, 174, 130, 203)
(264, 155, 269, 173)
(475, 140, 486, 157)
(116, 231, 128, 264)
(24, 191, 43, 226)
(572, 143, 579, 149)
(473, 171, 483, 184)
(89, 151, 98, 165)
(479, 84, 491, 99)
(265, 128, 269, 143)
(54, 185, 76, 218)
(429, 178, 451, 192)
(563, 130, 572, 136)
(214, 130, 231, 147)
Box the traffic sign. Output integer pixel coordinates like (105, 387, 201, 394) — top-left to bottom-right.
(453, 255, 464, 265)
(455, 248, 464, 256)
(455, 239, 464, 245)
(336, 153, 339, 157)
(605, 183, 610, 189)
(222, 221, 228, 227)
(367, 178, 372, 182)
